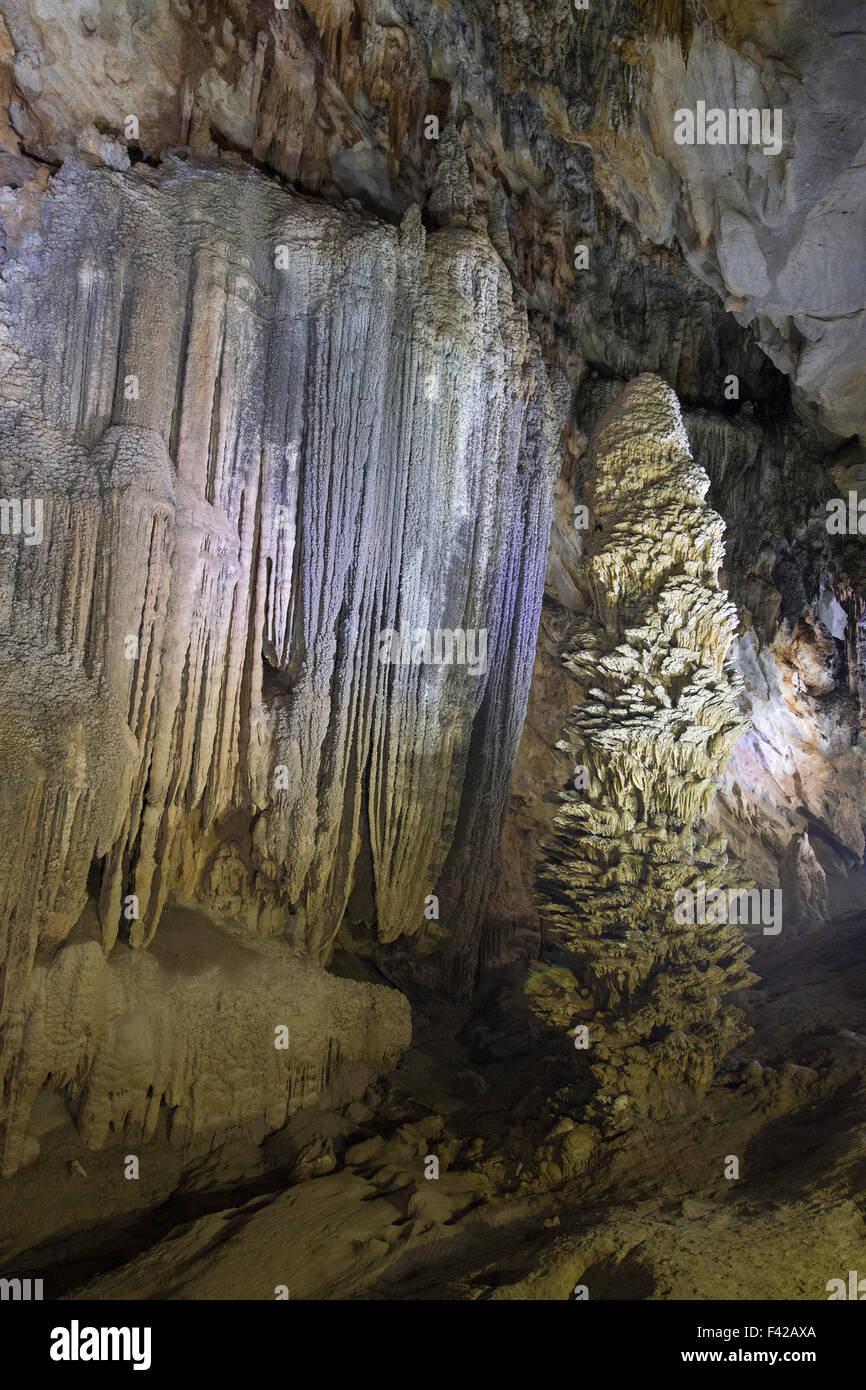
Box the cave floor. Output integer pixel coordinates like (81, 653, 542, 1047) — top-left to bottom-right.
(1, 905, 865, 1301)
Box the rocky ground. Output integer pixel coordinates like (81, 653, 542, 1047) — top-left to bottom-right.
(1, 877, 863, 1301)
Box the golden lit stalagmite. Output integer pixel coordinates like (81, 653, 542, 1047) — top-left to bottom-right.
(538, 373, 757, 1131)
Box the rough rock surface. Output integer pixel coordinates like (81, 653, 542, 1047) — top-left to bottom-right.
(537, 374, 756, 1127)
(3, 0, 865, 435)
(631, 6, 866, 437)
(9, 905, 411, 1168)
(0, 0, 864, 1304)
(2, 895, 863, 1303)
(779, 829, 827, 935)
(0, 149, 558, 1173)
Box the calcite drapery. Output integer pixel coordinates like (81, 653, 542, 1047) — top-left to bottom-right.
(0, 153, 559, 1173)
(537, 374, 757, 1128)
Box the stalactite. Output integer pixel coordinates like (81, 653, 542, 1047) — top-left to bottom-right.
(0, 151, 558, 1173)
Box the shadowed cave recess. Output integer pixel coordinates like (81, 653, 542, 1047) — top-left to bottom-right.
(0, 0, 865, 1305)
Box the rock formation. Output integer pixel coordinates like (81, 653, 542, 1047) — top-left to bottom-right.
(779, 829, 827, 935)
(537, 374, 756, 1127)
(0, 149, 559, 1175)
(0, 0, 864, 1310)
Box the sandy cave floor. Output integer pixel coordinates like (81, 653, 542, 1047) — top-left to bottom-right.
(0, 896, 865, 1302)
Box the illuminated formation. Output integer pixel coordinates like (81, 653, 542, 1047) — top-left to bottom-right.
(0, 153, 559, 1175)
(538, 374, 757, 1129)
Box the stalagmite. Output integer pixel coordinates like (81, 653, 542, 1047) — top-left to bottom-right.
(537, 374, 758, 1130)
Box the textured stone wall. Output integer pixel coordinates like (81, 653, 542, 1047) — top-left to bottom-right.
(0, 149, 559, 1173)
(1, 1, 862, 436)
(0, 0, 864, 1183)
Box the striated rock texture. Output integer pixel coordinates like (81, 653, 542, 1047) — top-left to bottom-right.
(0, 152, 559, 1173)
(632, 5, 866, 438)
(537, 374, 757, 1129)
(0, 0, 864, 446)
(531, 368, 866, 929)
(0, 0, 862, 1307)
(779, 830, 827, 935)
(7, 906, 411, 1172)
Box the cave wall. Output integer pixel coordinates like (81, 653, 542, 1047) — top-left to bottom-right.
(0, 147, 559, 1174)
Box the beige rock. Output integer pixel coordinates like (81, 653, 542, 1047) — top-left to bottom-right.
(537, 375, 757, 1125)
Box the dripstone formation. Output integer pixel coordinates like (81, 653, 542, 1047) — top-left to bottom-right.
(538, 374, 757, 1130)
(0, 152, 559, 1176)
(1, 0, 865, 1306)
